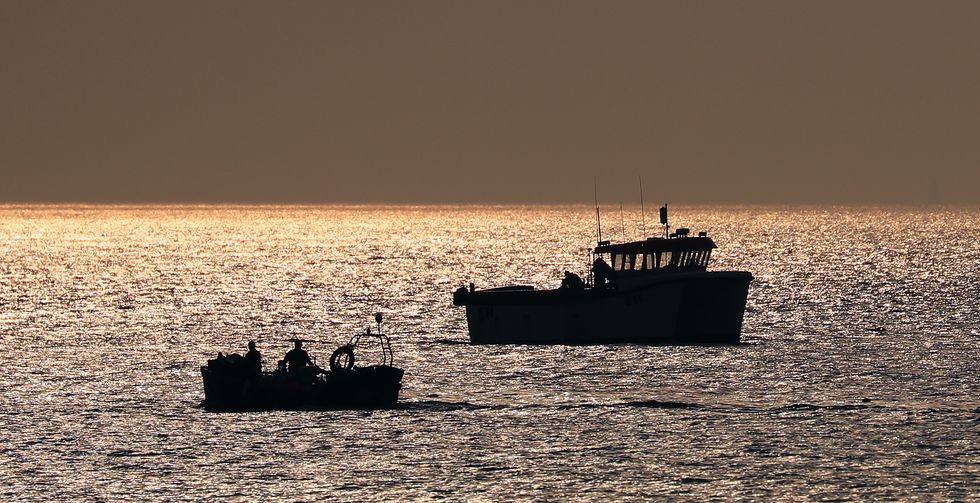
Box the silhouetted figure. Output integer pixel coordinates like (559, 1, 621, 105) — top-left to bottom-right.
(561, 271, 584, 290)
(243, 341, 261, 376)
(240, 341, 262, 397)
(283, 340, 312, 373)
(592, 257, 614, 288)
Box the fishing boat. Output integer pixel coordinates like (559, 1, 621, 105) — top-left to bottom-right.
(200, 315, 403, 411)
(453, 205, 752, 344)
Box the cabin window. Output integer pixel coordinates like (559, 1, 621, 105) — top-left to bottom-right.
(703, 250, 711, 266)
(644, 254, 653, 270)
(661, 251, 672, 267)
(613, 254, 624, 271)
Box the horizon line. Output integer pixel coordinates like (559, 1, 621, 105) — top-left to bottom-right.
(2, 201, 979, 208)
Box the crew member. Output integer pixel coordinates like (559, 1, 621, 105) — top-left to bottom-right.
(593, 257, 614, 288)
(561, 271, 584, 289)
(243, 341, 262, 377)
(283, 340, 312, 373)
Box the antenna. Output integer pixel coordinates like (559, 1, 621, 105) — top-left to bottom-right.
(620, 202, 626, 242)
(593, 177, 602, 245)
(639, 176, 646, 239)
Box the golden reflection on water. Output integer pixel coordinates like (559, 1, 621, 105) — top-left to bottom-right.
(0, 205, 978, 500)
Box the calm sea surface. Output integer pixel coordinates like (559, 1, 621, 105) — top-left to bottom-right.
(0, 205, 977, 501)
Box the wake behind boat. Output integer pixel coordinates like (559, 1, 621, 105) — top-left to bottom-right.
(453, 205, 752, 345)
(200, 314, 403, 411)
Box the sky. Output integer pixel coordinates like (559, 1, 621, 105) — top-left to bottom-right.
(2, 1, 979, 204)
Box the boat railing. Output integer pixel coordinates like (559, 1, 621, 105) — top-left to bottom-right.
(346, 329, 394, 367)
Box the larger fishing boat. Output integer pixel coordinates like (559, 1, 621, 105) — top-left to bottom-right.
(453, 205, 752, 344)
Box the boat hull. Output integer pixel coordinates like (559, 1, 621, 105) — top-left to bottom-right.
(457, 271, 752, 344)
(201, 365, 403, 411)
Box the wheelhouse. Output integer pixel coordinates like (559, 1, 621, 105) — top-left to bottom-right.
(593, 232, 716, 273)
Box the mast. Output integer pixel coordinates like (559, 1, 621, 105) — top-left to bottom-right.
(593, 177, 603, 245)
(620, 202, 626, 242)
(639, 176, 646, 238)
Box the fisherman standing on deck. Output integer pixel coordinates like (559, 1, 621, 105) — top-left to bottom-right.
(592, 257, 614, 288)
(243, 341, 261, 376)
(283, 339, 312, 373)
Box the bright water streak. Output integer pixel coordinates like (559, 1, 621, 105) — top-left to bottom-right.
(0, 205, 978, 500)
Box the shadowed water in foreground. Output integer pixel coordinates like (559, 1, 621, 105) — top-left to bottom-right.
(0, 205, 977, 500)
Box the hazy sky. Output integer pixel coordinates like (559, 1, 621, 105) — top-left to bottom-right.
(2, 1, 979, 204)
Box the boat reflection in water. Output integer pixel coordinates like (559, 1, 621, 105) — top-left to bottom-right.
(201, 314, 403, 411)
(454, 206, 752, 345)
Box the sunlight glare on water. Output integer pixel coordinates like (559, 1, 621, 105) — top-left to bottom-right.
(0, 205, 977, 500)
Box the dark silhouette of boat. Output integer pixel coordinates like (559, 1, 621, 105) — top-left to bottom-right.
(200, 315, 403, 411)
(453, 205, 752, 344)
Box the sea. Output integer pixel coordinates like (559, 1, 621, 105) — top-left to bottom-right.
(0, 205, 977, 501)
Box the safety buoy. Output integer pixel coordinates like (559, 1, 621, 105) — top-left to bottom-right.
(329, 345, 356, 373)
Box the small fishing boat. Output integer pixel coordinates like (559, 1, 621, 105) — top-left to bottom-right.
(200, 314, 403, 411)
(453, 205, 752, 344)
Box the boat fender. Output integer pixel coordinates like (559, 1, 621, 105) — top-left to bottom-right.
(329, 345, 356, 373)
